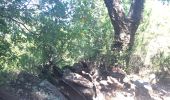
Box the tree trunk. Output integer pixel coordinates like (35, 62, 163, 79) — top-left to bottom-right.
(104, 0, 145, 66)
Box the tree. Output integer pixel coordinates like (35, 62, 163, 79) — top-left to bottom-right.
(103, 0, 145, 66)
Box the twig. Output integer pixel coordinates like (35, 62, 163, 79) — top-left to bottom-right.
(8, 17, 32, 33)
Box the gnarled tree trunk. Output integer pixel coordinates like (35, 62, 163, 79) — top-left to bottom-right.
(104, 0, 145, 66)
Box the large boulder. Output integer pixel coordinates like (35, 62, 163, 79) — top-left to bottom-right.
(132, 80, 153, 100)
(63, 72, 94, 88)
(32, 80, 67, 100)
(61, 71, 95, 100)
(0, 87, 19, 100)
(10, 71, 67, 100)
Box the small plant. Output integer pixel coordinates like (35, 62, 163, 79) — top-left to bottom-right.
(151, 51, 170, 71)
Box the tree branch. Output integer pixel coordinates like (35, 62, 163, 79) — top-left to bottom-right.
(128, 0, 144, 22)
(0, 14, 34, 34)
(127, 0, 145, 50)
(9, 17, 31, 32)
(104, 0, 127, 35)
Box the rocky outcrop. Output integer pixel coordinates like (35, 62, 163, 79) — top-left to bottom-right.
(2, 62, 168, 100)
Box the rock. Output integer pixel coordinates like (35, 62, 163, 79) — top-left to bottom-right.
(63, 72, 93, 88)
(13, 71, 40, 86)
(93, 92, 105, 100)
(112, 91, 134, 100)
(133, 80, 152, 100)
(56, 79, 88, 100)
(52, 71, 95, 100)
(62, 79, 95, 100)
(158, 71, 170, 84)
(111, 65, 126, 83)
(32, 80, 67, 100)
(10, 72, 67, 100)
(149, 74, 157, 84)
(99, 80, 109, 86)
(0, 87, 19, 100)
(96, 77, 123, 100)
(10, 71, 41, 99)
(107, 76, 124, 90)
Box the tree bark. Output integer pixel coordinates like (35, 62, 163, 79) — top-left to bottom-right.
(104, 0, 145, 66)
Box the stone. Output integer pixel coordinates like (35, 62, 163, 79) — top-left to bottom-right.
(0, 87, 19, 100)
(32, 80, 67, 100)
(63, 72, 93, 88)
(133, 80, 152, 100)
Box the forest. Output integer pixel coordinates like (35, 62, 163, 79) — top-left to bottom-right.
(0, 0, 170, 100)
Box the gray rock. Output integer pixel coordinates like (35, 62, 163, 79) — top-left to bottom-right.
(63, 72, 93, 88)
(133, 80, 153, 100)
(32, 80, 67, 100)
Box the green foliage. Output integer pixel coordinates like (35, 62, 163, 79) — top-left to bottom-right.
(135, 0, 170, 53)
(122, 0, 131, 16)
(132, 0, 170, 73)
(151, 52, 170, 71)
(0, 0, 114, 85)
(1, 0, 170, 84)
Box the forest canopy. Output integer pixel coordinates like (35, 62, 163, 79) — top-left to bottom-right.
(0, 0, 170, 85)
